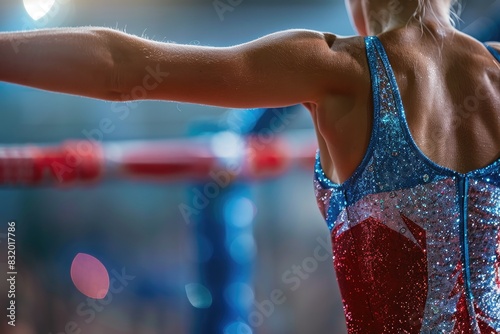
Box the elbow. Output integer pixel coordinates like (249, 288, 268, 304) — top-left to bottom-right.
(90, 28, 152, 102)
(88, 28, 128, 101)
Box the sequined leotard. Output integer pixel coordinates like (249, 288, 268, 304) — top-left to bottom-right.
(314, 36, 500, 333)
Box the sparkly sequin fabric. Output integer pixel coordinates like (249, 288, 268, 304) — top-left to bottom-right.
(314, 36, 500, 333)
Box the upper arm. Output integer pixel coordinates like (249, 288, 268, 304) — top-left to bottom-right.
(110, 29, 358, 108)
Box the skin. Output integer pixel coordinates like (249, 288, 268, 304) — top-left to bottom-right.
(0, 0, 499, 183)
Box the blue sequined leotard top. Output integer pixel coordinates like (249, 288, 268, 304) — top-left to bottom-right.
(314, 36, 500, 333)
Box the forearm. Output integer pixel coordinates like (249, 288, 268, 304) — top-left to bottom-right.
(0, 27, 119, 100)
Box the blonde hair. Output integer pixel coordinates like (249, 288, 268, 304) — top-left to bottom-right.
(416, 0, 463, 27)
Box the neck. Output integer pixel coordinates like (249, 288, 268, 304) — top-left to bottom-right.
(365, 0, 453, 35)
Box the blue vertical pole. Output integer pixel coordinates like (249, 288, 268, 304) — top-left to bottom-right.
(189, 107, 297, 334)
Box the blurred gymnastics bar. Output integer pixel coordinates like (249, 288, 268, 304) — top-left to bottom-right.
(0, 131, 316, 186)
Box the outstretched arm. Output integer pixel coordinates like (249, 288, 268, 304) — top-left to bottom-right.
(0, 27, 348, 108)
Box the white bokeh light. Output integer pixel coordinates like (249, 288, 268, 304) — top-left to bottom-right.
(23, 0, 55, 21)
(210, 131, 244, 160)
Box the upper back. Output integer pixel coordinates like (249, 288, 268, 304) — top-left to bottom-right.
(312, 28, 500, 184)
(379, 29, 500, 173)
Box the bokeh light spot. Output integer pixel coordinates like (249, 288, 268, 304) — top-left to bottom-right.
(224, 282, 254, 309)
(185, 283, 213, 309)
(229, 233, 256, 264)
(224, 322, 253, 334)
(223, 197, 256, 228)
(211, 131, 244, 160)
(70, 253, 110, 299)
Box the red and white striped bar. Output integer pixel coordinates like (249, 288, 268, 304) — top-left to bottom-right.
(0, 131, 317, 186)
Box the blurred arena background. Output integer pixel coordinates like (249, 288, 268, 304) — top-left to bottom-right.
(0, 0, 499, 333)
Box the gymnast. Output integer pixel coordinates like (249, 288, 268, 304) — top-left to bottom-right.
(1, 0, 500, 332)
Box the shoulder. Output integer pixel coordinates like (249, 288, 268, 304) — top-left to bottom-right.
(250, 29, 335, 44)
(328, 34, 367, 68)
(242, 29, 365, 64)
(275, 29, 364, 52)
(450, 32, 500, 61)
(237, 30, 368, 91)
